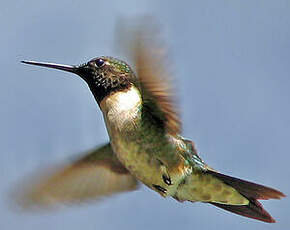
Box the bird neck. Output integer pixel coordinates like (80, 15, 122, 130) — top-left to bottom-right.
(99, 85, 142, 132)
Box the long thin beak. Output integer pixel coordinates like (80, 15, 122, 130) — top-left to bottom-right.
(21, 60, 79, 74)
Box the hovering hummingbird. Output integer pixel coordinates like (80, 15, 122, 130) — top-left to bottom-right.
(20, 26, 284, 223)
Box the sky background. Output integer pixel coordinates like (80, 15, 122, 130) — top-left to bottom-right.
(1, 0, 290, 229)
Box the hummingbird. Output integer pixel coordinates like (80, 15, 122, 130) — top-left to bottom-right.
(20, 27, 285, 223)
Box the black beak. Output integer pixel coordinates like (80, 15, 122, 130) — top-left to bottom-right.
(21, 60, 79, 75)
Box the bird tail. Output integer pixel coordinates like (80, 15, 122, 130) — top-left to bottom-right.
(207, 170, 285, 223)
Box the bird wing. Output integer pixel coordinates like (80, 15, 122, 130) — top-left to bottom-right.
(15, 143, 138, 208)
(131, 23, 181, 134)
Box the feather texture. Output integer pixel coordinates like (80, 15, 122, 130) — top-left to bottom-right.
(207, 170, 285, 222)
(15, 143, 138, 208)
(132, 24, 181, 134)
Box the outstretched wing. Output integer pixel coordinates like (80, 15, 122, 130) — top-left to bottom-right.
(131, 23, 181, 134)
(15, 143, 138, 208)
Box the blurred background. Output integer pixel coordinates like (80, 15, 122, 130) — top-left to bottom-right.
(1, 0, 289, 229)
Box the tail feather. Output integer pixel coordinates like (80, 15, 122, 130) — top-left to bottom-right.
(207, 170, 285, 200)
(207, 170, 285, 223)
(210, 199, 275, 223)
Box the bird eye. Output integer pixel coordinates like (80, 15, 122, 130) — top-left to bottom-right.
(95, 58, 105, 68)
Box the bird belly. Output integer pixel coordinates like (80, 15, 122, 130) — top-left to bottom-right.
(110, 136, 182, 197)
(100, 87, 189, 197)
(105, 121, 190, 197)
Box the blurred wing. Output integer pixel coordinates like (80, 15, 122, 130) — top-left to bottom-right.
(16, 143, 138, 208)
(117, 19, 181, 134)
(134, 25, 181, 134)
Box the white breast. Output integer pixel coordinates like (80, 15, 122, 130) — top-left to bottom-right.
(100, 85, 142, 130)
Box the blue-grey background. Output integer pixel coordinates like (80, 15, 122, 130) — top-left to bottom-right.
(1, 0, 289, 229)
